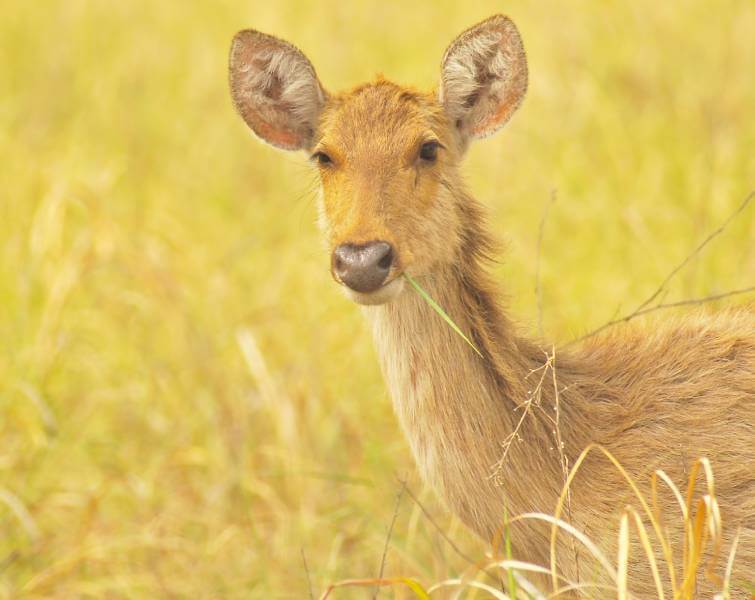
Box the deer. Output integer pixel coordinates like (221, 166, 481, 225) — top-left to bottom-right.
(228, 15, 755, 597)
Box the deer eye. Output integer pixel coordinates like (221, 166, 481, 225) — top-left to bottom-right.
(419, 141, 440, 162)
(312, 151, 333, 166)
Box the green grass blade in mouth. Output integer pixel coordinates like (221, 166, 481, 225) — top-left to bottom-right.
(404, 273, 483, 358)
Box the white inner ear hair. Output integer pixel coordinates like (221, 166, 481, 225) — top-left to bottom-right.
(440, 28, 522, 137)
(233, 39, 325, 140)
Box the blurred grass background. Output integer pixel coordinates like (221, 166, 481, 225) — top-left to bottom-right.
(1, 0, 754, 597)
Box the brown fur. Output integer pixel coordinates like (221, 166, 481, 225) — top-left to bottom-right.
(229, 16, 755, 597)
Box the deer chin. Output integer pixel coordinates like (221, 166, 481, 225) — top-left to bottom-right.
(343, 276, 405, 306)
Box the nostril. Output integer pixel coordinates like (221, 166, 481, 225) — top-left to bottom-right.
(333, 255, 344, 272)
(377, 248, 393, 271)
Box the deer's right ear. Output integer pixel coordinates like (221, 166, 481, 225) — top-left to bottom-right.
(229, 30, 327, 151)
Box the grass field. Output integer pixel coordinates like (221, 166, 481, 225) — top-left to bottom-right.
(1, 1, 754, 597)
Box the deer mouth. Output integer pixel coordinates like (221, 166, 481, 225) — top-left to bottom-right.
(342, 276, 405, 306)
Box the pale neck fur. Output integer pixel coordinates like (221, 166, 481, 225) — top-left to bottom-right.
(362, 222, 591, 551)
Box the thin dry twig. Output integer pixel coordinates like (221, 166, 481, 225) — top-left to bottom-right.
(301, 547, 315, 600)
(567, 190, 754, 346)
(401, 481, 480, 569)
(570, 286, 755, 346)
(490, 354, 554, 484)
(635, 191, 753, 314)
(535, 190, 557, 339)
(374, 479, 407, 599)
(547, 347, 580, 582)
(492, 347, 583, 580)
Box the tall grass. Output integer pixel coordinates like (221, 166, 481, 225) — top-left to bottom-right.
(1, 0, 753, 597)
(322, 449, 742, 598)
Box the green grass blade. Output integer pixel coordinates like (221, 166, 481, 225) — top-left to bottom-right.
(404, 273, 483, 358)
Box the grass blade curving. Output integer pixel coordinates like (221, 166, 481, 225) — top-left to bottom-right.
(404, 273, 483, 358)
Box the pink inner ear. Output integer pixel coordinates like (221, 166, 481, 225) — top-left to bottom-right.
(235, 94, 306, 150)
(254, 119, 302, 150)
(471, 95, 519, 138)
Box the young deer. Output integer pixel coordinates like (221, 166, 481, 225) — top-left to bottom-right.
(229, 15, 754, 597)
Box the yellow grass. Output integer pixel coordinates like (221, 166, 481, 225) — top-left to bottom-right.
(1, 0, 753, 598)
(324, 448, 739, 598)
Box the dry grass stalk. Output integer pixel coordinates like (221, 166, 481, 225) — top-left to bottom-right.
(570, 191, 754, 346)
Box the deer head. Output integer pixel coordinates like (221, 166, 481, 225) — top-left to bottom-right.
(229, 15, 527, 305)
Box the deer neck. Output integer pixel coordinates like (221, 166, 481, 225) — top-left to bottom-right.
(361, 203, 584, 540)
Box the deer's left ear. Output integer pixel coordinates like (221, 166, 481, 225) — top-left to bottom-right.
(439, 15, 528, 142)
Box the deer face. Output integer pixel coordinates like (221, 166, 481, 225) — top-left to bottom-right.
(312, 84, 460, 304)
(229, 16, 527, 305)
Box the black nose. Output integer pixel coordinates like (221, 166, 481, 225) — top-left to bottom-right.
(332, 241, 394, 293)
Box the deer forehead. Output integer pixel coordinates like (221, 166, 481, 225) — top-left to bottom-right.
(316, 82, 450, 161)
